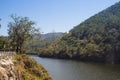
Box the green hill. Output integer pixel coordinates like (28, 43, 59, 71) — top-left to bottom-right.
(39, 2, 120, 63)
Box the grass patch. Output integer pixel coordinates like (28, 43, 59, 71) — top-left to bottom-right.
(13, 54, 52, 80)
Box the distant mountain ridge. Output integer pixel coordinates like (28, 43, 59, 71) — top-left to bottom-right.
(42, 32, 64, 39)
(25, 32, 64, 53)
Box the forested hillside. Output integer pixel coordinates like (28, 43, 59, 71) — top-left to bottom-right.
(39, 2, 120, 63)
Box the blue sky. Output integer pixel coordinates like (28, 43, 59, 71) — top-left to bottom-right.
(0, 0, 120, 36)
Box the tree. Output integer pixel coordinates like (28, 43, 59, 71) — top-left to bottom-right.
(8, 15, 39, 53)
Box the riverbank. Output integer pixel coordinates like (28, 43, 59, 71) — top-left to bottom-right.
(38, 53, 120, 64)
(0, 54, 52, 80)
(38, 54, 106, 63)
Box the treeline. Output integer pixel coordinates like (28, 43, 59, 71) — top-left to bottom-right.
(38, 2, 120, 63)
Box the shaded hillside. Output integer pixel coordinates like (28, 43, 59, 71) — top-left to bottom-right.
(39, 2, 120, 63)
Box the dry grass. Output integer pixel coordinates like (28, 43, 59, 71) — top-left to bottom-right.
(13, 54, 52, 80)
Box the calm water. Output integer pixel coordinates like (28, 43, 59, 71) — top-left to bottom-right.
(31, 55, 120, 80)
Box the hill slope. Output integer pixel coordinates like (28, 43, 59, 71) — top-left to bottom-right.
(39, 2, 120, 63)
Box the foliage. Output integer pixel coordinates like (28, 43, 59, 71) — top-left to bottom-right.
(8, 15, 39, 53)
(0, 36, 11, 50)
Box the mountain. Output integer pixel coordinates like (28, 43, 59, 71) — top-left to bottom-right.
(24, 32, 64, 53)
(39, 2, 120, 63)
(42, 32, 64, 39)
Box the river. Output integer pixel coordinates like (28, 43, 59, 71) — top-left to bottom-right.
(31, 55, 120, 80)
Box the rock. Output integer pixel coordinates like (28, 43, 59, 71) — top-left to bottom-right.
(0, 67, 9, 80)
(0, 57, 19, 80)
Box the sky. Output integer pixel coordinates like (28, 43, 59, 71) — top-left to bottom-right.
(0, 0, 120, 36)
